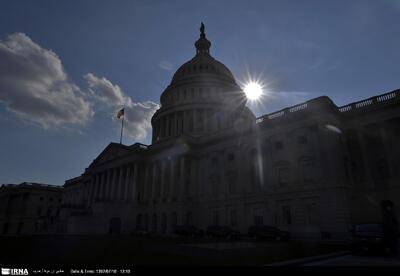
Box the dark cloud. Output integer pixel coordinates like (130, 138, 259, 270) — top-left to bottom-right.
(0, 33, 94, 128)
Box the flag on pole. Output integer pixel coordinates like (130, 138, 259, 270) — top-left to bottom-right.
(117, 108, 124, 119)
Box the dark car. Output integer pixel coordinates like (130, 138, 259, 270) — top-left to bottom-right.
(130, 228, 152, 237)
(206, 225, 241, 240)
(350, 223, 398, 255)
(174, 225, 204, 237)
(248, 225, 290, 241)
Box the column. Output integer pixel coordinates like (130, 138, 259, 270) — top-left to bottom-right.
(143, 165, 150, 202)
(160, 160, 166, 200)
(111, 168, 118, 200)
(84, 182, 89, 202)
(379, 126, 395, 177)
(92, 174, 98, 202)
(97, 173, 102, 200)
(193, 109, 197, 133)
(106, 169, 112, 200)
(357, 129, 373, 189)
(151, 163, 157, 203)
(117, 166, 124, 200)
(132, 163, 139, 202)
(124, 165, 131, 201)
(191, 159, 196, 197)
(183, 110, 188, 133)
(180, 156, 185, 200)
(101, 171, 107, 200)
(170, 158, 175, 201)
(88, 176, 94, 203)
(166, 115, 170, 137)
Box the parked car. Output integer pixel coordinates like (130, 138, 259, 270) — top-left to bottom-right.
(206, 225, 241, 240)
(130, 228, 152, 237)
(174, 225, 204, 237)
(350, 223, 398, 255)
(248, 225, 290, 241)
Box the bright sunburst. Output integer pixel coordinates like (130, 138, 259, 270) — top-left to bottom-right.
(244, 82, 263, 101)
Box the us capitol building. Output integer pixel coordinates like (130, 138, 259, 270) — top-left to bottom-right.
(1, 25, 399, 239)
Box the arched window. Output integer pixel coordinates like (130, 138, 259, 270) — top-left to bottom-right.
(136, 214, 143, 229)
(171, 212, 178, 230)
(186, 212, 193, 225)
(161, 213, 167, 233)
(152, 214, 158, 232)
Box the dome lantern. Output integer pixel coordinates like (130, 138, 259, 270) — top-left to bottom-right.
(195, 22, 211, 55)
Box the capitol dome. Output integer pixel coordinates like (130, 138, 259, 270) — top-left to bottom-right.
(170, 53, 236, 86)
(151, 23, 255, 143)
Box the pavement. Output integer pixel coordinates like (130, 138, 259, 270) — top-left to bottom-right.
(302, 253, 400, 266)
(268, 251, 400, 266)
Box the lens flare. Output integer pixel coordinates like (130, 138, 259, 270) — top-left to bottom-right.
(244, 82, 263, 100)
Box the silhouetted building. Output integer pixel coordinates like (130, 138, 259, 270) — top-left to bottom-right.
(10, 25, 400, 239)
(0, 182, 63, 235)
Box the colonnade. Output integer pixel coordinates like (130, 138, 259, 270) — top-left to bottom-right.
(83, 156, 195, 205)
(153, 108, 223, 141)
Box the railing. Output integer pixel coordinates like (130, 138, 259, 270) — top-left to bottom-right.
(1, 182, 62, 189)
(256, 102, 311, 124)
(339, 89, 399, 113)
(256, 89, 399, 123)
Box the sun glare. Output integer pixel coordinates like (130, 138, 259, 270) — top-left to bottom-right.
(244, 82, 263, 100)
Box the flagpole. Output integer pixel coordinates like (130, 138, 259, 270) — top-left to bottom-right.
(120, 113, 124, 144)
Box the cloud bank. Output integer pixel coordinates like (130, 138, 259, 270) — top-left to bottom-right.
(0, 33, 159, 141)
(0, 33, 93, 128)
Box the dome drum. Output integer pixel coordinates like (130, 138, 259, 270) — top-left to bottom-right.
(151, 24, 255, 144)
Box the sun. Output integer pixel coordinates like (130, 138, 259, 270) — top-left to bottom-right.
(244, 82, 263, 100)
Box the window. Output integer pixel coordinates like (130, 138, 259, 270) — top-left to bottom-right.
(186, 212, 193, 225)
(278, 167, 289, 186)
(230, 210, 237, 227)
(210, 174, 220, 197)
(249, 165, 256, 189)
(227, 171, 237, 194)
(254, 215, 263, 226)
(301, 162, 313, 183)
(282, 205, 292, 225)
(298, 135, 308, 145)
(184, 181, 190, 195)
(37, 207, 42, 216)
(212, 210, 220, 226)
(306, 203, 318, 224)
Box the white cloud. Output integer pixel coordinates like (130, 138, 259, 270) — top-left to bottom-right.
(123, 101, 160, 140)
(0, 33, 94, 128)
(84, 73, 132, 107)
(84, 73, 159, 140)
(0, 32, 159, 141)
(159, 60, 173, 71)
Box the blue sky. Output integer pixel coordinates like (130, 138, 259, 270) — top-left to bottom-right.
(0, 0, 399, 185)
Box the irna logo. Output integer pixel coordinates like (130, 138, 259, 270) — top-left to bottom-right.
(1, 268, 29, 275)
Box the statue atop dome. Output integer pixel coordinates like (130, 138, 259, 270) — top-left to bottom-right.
(195, 22, 211, 55)
(200, 22, 205, 38)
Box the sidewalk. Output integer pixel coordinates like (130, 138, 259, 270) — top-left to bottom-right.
(265, 251, 350, 266)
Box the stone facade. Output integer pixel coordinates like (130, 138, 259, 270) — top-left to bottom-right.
(58, 27, 400, 239)
(2, 26, 399, 239)
(0, 182, 63, 235)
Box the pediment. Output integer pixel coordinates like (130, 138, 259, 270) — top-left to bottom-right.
(89, 143, 131, 168)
